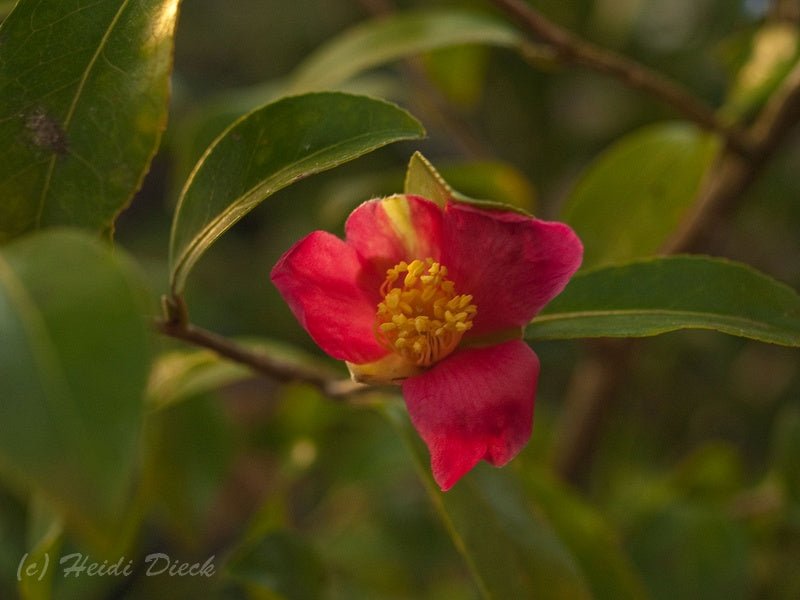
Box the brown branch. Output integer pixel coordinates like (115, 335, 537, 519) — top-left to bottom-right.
(156, 296, 369, 400)
(489, 0, 752, 156)
(552, 58, 800, 483)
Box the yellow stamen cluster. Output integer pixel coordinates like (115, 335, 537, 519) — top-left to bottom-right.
(375, 258, 477, 367)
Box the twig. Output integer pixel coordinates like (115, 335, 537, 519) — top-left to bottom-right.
(552, 58, 800, 483)
(156, 296, 369, 400)
(489, 0, 752, 156)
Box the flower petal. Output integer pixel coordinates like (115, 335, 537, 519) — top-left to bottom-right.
(271, 231, 387, 363)
(402, 340, 539, 491)
(441, 202, 583, 336)
(345, 195, 443, 277)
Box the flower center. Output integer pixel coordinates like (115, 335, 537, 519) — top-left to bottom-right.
(375, 258, 477, 367)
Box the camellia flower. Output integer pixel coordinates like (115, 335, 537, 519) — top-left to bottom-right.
(271, 194, 582, 490)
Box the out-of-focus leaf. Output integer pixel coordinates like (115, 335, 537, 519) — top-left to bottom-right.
(170, 9, 522, 193)
(0, 229, 152, 545)
(286, 9, 521, 94)
(147, 338, 337, 411)
(421, 45, 490, 109)
(527, 256, 800, 347)
(144, 395, 233, 548)
(18, 494, 62, 600)
(561, 123, 719, 269)
(384, 404, 593, 600)
(225, 530, 326, 600)
(0, 0, 179, 241)
(168, 92, 424, 295)
(627, 502, 750, 600)
(724, 24, 799, 119)
(438, 161, 536, 213)
(522, 468, 649, 600)
(772, 406, 800, 502)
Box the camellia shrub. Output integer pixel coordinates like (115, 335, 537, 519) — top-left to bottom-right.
(1, 1, 799, 599)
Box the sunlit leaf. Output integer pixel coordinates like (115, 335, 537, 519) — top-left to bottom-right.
(168, 92, 424, 295)
(724, 23, 800, 119)
(404, 151, 454, 205)
(384, 404, 593, 600)
(0, 229, 152, 545)
(527, 255, 800, 347)
(562, 123, 719, 269)
(0, 0, 179, 240)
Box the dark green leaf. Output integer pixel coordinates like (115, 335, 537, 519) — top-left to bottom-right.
(384, 404, 593, 600)
(528, 256, 800, 346)
(627, 503, 749, 600)
(225, 530, 326, 600)
(562, 123, 719, 269)
(0, 229, 152, 544)
(0, 0, 179, 240)
(522, 468, 649, 600)
(168, 92, 424, 295)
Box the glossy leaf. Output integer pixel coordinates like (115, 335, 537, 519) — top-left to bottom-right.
(562, 123, 719, 269)
(0, 229, 152, 544)
(286, 9, 521, 94)
(527, 255, 800, 346)
(384, 404, 593, 600)
(168, 92, 424, 295)
(0, 0, 179, 241)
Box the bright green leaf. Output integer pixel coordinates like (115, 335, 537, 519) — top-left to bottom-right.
(562, 123, 720, 269)
(384, 404, 593, 600)
(168, 92, 424, 295)
(0, 229, 152, 545)
(286, 9, 521, 95)
(527, 255, 800, 346)
(0, 0, 179, 241)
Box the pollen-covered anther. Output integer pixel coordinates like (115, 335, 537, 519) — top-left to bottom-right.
(375, 258, 477, 367)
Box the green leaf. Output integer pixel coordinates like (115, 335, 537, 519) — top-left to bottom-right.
(286, 9, 521, 94)
(404, 151, 532, 214)
(0, 229, 152, 545)
(168, 92, 424, 295)
(527, 255, 800, 346)
(723, 24, 800, 120)
(562, 123, 719, 269)
(18, 494, 62, 600)
(404, 151, 454, 205)
(522, 468, 649, 600)
(384, 404, 593, 600)
(0, 0, 179, 241)
(627, 502, 749, 600)
(225, 530, 326, 600)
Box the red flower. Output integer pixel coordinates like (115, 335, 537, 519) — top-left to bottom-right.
(271, 194, 582, 490)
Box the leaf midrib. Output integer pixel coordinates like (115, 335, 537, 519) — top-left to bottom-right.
(35, 0, 133, 226)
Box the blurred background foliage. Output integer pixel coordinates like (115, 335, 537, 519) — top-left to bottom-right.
(2, 0, 800, 598)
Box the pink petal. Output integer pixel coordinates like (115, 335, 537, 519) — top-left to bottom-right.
(441, 202, 583, 336)
(402, 340, 539, 491)
(270, 231, 388, 363)
(345, 195, 443, 278)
